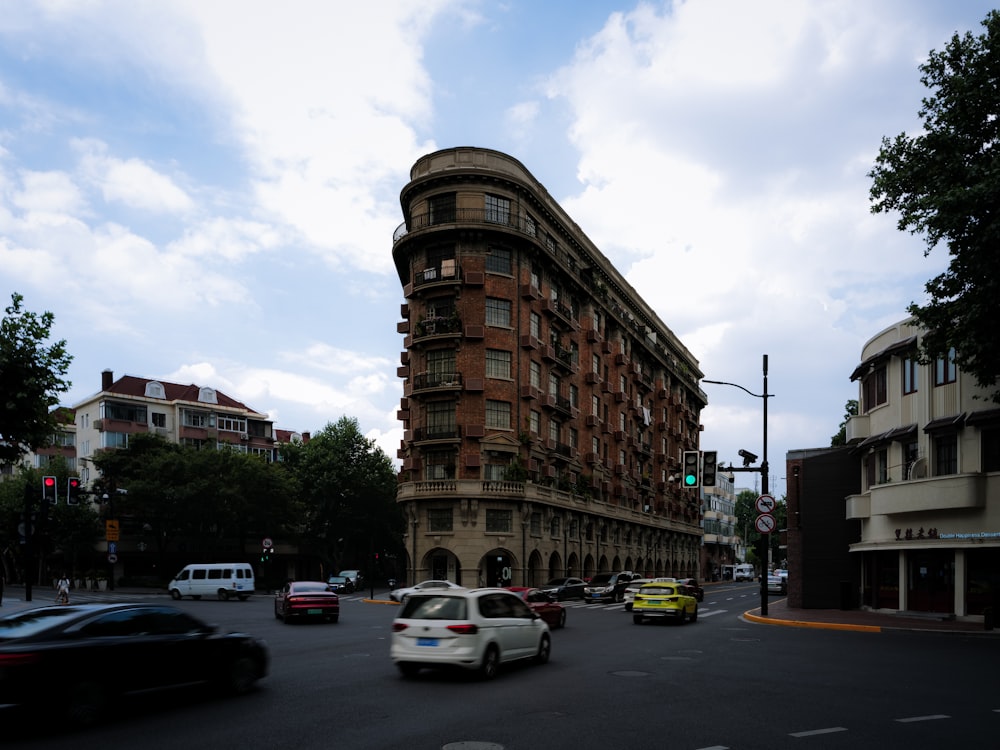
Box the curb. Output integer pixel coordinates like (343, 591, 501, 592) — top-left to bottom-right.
(743, 610, 882, 633)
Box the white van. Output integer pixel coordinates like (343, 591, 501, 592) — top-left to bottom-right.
(733, 564, 755, 582)
(167, 563, 255, 601)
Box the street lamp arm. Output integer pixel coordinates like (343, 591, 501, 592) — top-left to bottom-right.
(701, 379, 771, 400)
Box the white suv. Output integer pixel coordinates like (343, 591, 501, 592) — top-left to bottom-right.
(390, 588, 551, 679)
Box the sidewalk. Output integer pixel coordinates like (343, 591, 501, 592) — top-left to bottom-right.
(744, 596, 999, 635)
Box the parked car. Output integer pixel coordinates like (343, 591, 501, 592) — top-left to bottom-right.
(0, 603, 268, 725)
(505, 587, 567, 629)
(623, 577, 675, 611)
(326, 575, 355, 594)
(275, 580, 340, 623)
(583, 572, 635, 603)
(767, 574, 787, 595)
(338, 569, 364, 589)
(675, 577, 704, 602)
(632, 581, 699, 624)
(389, 579, 465, 603)
(537, 576, 587, 601)
(390, 587, 551, 679)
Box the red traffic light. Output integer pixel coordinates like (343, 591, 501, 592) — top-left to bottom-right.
(42, 476, 58, 502)
(67, 477, 82, 505)
(43, 477, 55, 487)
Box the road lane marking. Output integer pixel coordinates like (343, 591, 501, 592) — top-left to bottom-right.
(895, 715, 949, 723)
(789, 727, 848, 737)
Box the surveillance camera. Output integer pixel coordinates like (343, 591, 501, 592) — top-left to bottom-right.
(738, 449, 758, 466)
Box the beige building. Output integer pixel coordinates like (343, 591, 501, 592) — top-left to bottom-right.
(392, 147, 708, 588)
(701, 470, 738, 579)
(846, 318, 1000, 619)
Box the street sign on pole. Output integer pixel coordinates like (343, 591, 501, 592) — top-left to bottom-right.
(755, 513, 776, 534)
(755, 494, 776, 514)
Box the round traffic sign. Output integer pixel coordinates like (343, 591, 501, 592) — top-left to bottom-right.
(755, 513, 776, 534)
(262, 537, 273, 548)
(107, 553, 118, 563)
(755, 494, 776, 514)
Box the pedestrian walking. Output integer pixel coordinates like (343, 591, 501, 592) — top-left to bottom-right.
(56, 574, 70, 605)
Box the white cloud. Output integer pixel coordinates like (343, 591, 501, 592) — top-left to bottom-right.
(73, 139, 194, 214)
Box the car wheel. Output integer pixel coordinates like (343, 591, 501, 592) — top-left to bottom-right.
(169, 589, 182, 600)
(678, 608, 687, 624)
(397, 662, 420, 678)
(479, 645, 500, 680)
(690, 605, 698, 622)
(224, 656, 259, 695)
(534, 633, 551, 665)
(218, 589, 230, 601)
(66, 679, 108, 727)
(633, 614, 643, 625)
(558, 609, 567, 629)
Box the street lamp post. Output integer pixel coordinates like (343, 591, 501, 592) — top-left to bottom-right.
(703, 354, 772, 616)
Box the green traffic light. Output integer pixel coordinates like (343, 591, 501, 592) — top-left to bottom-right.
(684, 474, 697, 486)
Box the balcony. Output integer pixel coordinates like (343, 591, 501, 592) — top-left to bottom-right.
(411, 315, 463, 343)
(410, 262, 462, 292)
(870, 473, 985, 516)
(412, 426, 462, 444)
(845, 414, 869, 443)
(411, 371, 463, 393)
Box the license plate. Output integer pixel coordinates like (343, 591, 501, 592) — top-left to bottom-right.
(591, 593, 601, 598)
(648, 600, 661, 605)
(417, 637, 439, 647)
(307, 608, 324, 614)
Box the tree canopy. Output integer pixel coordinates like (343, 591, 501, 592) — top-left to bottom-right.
(830, 400, 859, 447)
(0, 293, 73, 463)
(869, 11, 1000, 401)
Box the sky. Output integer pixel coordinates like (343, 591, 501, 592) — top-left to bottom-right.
(1, 0, 994, 500)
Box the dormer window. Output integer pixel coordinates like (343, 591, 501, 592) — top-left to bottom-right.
(144, 381, 165, 399)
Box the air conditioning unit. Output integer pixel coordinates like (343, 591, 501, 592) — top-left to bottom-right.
(240, 434, 249, 441)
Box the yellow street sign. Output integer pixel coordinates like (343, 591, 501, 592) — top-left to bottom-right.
(105, 519, 120, 541)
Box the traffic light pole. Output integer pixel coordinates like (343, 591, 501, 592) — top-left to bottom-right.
(703, 354, 772, 617)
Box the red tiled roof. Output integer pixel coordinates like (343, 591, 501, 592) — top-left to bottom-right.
(107, 375, 261, 415)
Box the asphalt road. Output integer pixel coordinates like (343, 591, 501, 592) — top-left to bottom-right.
(4, 582, 999, 749)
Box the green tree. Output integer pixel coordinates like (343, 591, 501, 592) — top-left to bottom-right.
(869, 11, 1000, 401)
(830, 400, 859, 447)
(0, 293, 73, 463)
(284, 416, 402, 579)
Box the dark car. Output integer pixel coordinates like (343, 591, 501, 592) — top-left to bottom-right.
(505, 587, 567, 629)
(275, 581, 340, 623)
(537, 577, 587, 601)
(0, 603, 268, 726)
(675, 577, 704, 602)
(326, 575, 356, 594)
(583, 572, 635, 603)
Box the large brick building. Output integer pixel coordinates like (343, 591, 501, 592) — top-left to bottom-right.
(392, 147, 709, 588)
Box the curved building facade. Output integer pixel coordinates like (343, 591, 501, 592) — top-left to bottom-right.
(392, 147, 708, 588)
(846, 318, 1000, 619)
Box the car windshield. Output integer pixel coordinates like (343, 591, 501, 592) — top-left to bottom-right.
(589, 574, 613, 585)
(640, 586, 675, 596)
(0, 607, 87, 640)
(328, 577, 348, 583)
(399, 595, 468, 620)
(544, 578, 570, 586)
(296, 582, 331, 592)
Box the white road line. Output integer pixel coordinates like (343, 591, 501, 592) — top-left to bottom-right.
(789, 727, 848, 737)
(895, 715, 950, 723)
(698, 609, 725, 617)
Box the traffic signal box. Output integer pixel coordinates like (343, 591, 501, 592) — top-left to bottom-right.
(701, 451, 718, 487)
(67, 477, 82, 505)
(42, 476, 58, 504)
(682, 451, 699, 487)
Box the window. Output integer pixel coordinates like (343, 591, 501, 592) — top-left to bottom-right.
(934, 434, 958, 476)
(486, 349, 511, 379)
(550, 516, 561, 537)
(101, 401, 147, 423)
(548, 372, 559, 397)
(530, 311, 541, 339)
(548, 419, 559, 442)
(530, 512, 541, 535)
(902, 357, 919, 395)
(529, 410, 540, 435)
(485, 194, 511, 225)
(426, 401, 456, 437)
(428, 193, 456, 224)
(862, 366, 887, 412)
(182, 410, 209, 428)
(151, 412, 166, 428)
(103, 432, 129, 449)
(982, 429, 1000, 472)
(428, 508, 453, 532)
(427, 349, 455, 375)
(486, 400, 511, 429)
(486, 298, 511, 327)
(935, 347, 957, 385)
(525, 213, 537, 237)
(530, 361, 541, 389)
(424, 450, 455, 480)
(486, 246, 512, 274)
(217, 416, 247, 433)
(570, 384, 579, 409)
(592, 353, 600, 375)
(486, 509, 513, 533)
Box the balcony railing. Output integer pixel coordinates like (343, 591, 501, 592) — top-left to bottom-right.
(412, 372, 463, 391)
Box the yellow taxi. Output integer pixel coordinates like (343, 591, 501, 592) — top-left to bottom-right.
(631, 581, 698, 625)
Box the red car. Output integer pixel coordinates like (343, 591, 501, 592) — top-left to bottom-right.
(274, 581, 340, 623)
(675, 578, 704, 602)
(506, 587, 566, 629)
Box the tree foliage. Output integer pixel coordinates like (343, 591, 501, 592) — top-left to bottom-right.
(830, 400, 859, 447)
(282, 416, 402, 577)
(869, 11, 1000, 401)
(0, 293, 73, 463)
